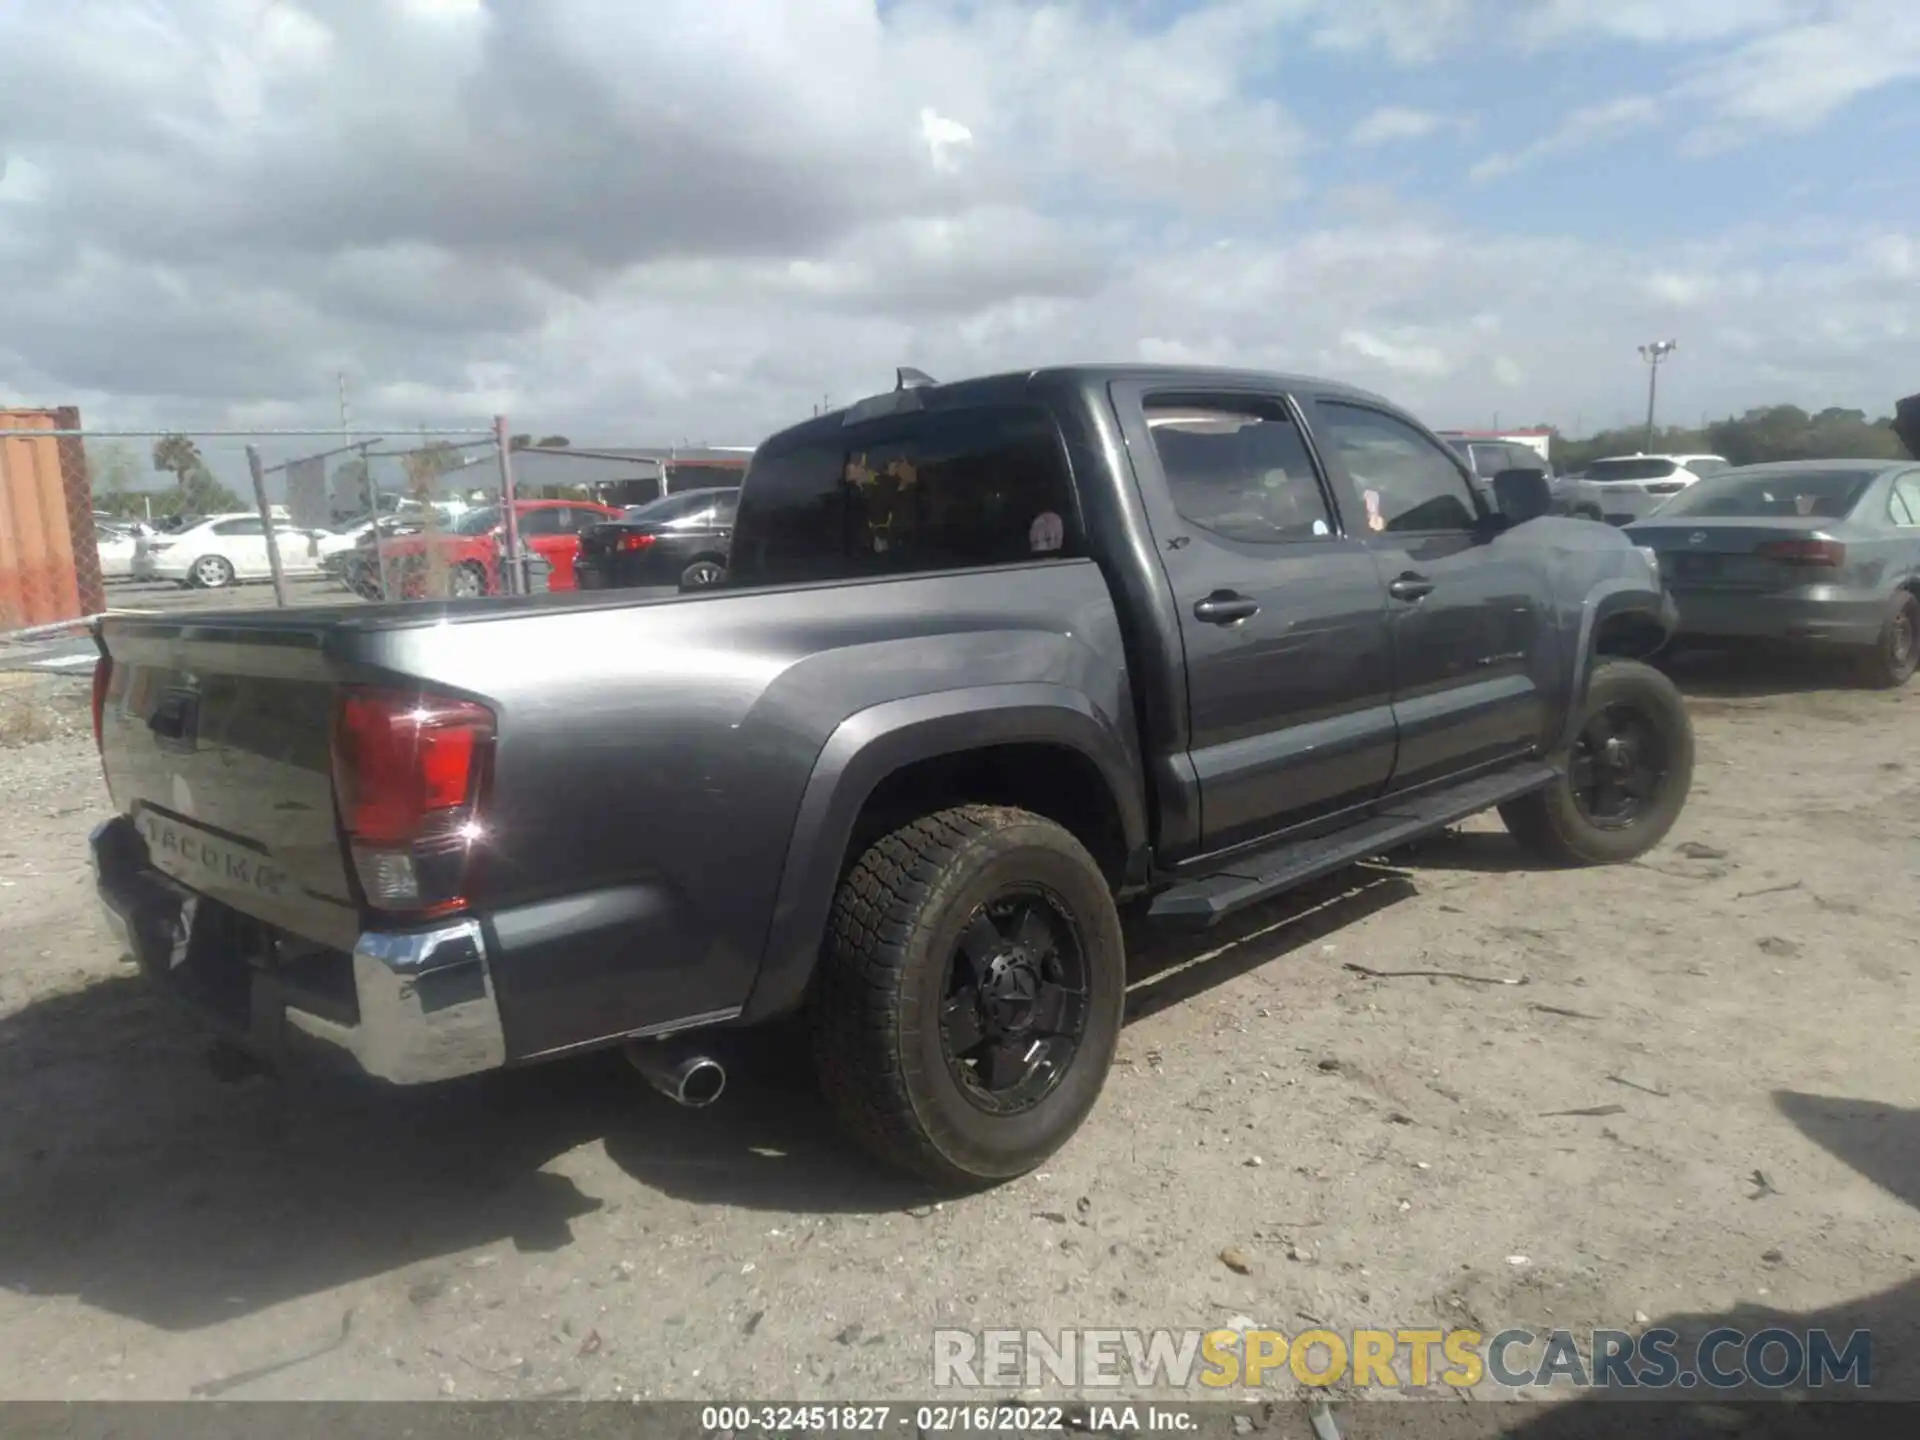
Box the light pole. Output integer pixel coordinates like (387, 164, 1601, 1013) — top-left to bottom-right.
(1638, 340, 1676, 451)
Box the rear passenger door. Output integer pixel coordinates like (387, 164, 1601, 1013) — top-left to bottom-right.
(208, 516, 269, 576)
(1305, 399, 1554, 794)
(1113, 385, 1398, 855)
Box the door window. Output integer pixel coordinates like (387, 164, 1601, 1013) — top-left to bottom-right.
(1502, 444, 1546, 473)
(1144, 399, 1336, 543)
(1315, 403, 1480, 534)
(516, 508, 565, 537)
(1467, 445, 1509, 479)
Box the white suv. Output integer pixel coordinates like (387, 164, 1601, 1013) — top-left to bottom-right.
(1581, 453, 1729, 523)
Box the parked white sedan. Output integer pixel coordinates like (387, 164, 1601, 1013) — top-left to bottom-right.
(134, 513, 325, 588)
(94, 524, 139, 581)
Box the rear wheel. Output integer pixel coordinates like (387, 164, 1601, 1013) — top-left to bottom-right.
(1853, 591, 1919, 689)
(1500, 659, 1694, 866)
(190, 555, 234, 589)
(450, 562, 488, 599)
(810, 805, 1125, 1188)
(680, 558, 726, 588)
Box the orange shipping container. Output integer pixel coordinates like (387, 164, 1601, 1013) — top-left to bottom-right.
(0, 407, 103, 632)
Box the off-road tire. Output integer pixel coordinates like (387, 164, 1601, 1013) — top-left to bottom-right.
(809, 805, 1125, 1189)
(1854, 591, 1919, 690)
(1499, 659, 1694, 866)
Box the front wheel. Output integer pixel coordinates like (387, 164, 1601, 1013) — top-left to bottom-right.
(1499, 658, 1694, 866)
(1853, 591, 1919, 689)
(680, 558, 726, 589)
(809, 805, 1125, 1189)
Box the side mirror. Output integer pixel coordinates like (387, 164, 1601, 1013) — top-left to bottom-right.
(1492, 468, 1553, 524)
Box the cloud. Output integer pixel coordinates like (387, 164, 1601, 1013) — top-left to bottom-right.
(1349, 106, 1458, 146)
(1469, 95, 1663, 181)
(1518, 0, 1816, 48)
(0, 0, 1912, 452)
(919, 109, 975, 172)
(1675, 1, 1920, 151)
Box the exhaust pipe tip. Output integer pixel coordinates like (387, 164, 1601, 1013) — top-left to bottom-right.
(624, 1041, 726, 1108)
(676, 1057, 726, 1107)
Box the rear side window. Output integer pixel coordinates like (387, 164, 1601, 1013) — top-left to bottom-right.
(212, 517, 264, 537)
(1891, 474, 1920, 527)
(727, 405, 1078, 586)
(1145, 400, 1336, 543)
(1587, 458, 1679, 482)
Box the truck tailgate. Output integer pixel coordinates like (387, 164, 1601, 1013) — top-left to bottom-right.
(97, 622, 361, 953)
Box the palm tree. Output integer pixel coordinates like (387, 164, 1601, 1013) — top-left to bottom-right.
(152, 434, 203, 494)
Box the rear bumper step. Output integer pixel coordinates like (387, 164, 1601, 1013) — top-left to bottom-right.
(90, 816, 506, 1085)
(1149, 760, 1559, 930)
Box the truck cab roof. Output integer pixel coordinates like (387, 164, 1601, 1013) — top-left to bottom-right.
(762, 364, 1401, 450)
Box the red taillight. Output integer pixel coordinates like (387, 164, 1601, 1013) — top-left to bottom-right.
(91, 655, 111, 752)
(330, 685, 495, 916)
(616, 533, 656, 553)
(1757, 538, 1846, 567)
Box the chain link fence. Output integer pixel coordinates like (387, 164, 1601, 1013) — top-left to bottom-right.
(2, 419, 535, 632)
(4, 415, 756, 637)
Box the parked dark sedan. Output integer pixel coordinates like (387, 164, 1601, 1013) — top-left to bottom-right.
(1627, 459, 1920, 687)
(575, 486, 739, 590)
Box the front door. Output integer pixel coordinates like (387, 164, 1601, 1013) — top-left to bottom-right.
(1115, 385, 1398, 858)
(1306, 399, 1554, 794)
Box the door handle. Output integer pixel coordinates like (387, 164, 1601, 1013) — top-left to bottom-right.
(1193, 591, 1260, 624)
(1387, 573, 1434, 602)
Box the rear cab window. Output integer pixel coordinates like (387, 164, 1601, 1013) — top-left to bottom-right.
(726, 404, 1080, 587)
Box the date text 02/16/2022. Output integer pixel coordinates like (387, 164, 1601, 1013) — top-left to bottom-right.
(699, 1406, 1199, 1434)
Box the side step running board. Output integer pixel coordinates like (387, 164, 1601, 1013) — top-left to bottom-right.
(1148, 761, 1560, 930)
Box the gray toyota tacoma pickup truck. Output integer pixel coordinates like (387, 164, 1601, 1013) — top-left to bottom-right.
(87, 364, 1693, 1188)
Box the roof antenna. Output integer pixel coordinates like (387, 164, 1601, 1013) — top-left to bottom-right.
(896, 367, 936, 391)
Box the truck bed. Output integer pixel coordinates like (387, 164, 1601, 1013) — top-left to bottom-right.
(93, 562, 1136, 1060)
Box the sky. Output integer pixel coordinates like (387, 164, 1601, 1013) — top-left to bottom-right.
(1, 0, 1917, 459)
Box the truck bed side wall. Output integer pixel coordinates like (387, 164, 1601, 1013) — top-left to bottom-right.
(365, 561, 1140, 1059)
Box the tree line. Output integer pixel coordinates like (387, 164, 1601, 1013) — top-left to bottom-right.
(1550, 403, 1912, 475)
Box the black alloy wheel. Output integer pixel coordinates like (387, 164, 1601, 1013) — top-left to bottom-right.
(1566, 702, 1669, 830)
(938, 889, 1090, 1116)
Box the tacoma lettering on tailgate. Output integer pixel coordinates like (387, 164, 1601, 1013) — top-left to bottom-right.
(138, 812, 286, 897)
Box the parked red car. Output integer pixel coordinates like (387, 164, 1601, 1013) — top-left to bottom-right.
(369, 500, 620, 598)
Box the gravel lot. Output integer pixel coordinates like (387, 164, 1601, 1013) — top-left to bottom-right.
(0, 655, 1915, 1420)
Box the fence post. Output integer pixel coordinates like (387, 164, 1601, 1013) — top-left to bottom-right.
(247, 444, 289, 608)
(494, 415, 524, 596)
(360, 441, 395, 601)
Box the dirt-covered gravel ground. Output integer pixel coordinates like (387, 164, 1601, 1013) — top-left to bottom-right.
(0, 657, 1915, 1428)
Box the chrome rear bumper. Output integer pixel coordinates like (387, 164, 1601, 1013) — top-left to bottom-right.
(91, 817, 506, 1086)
